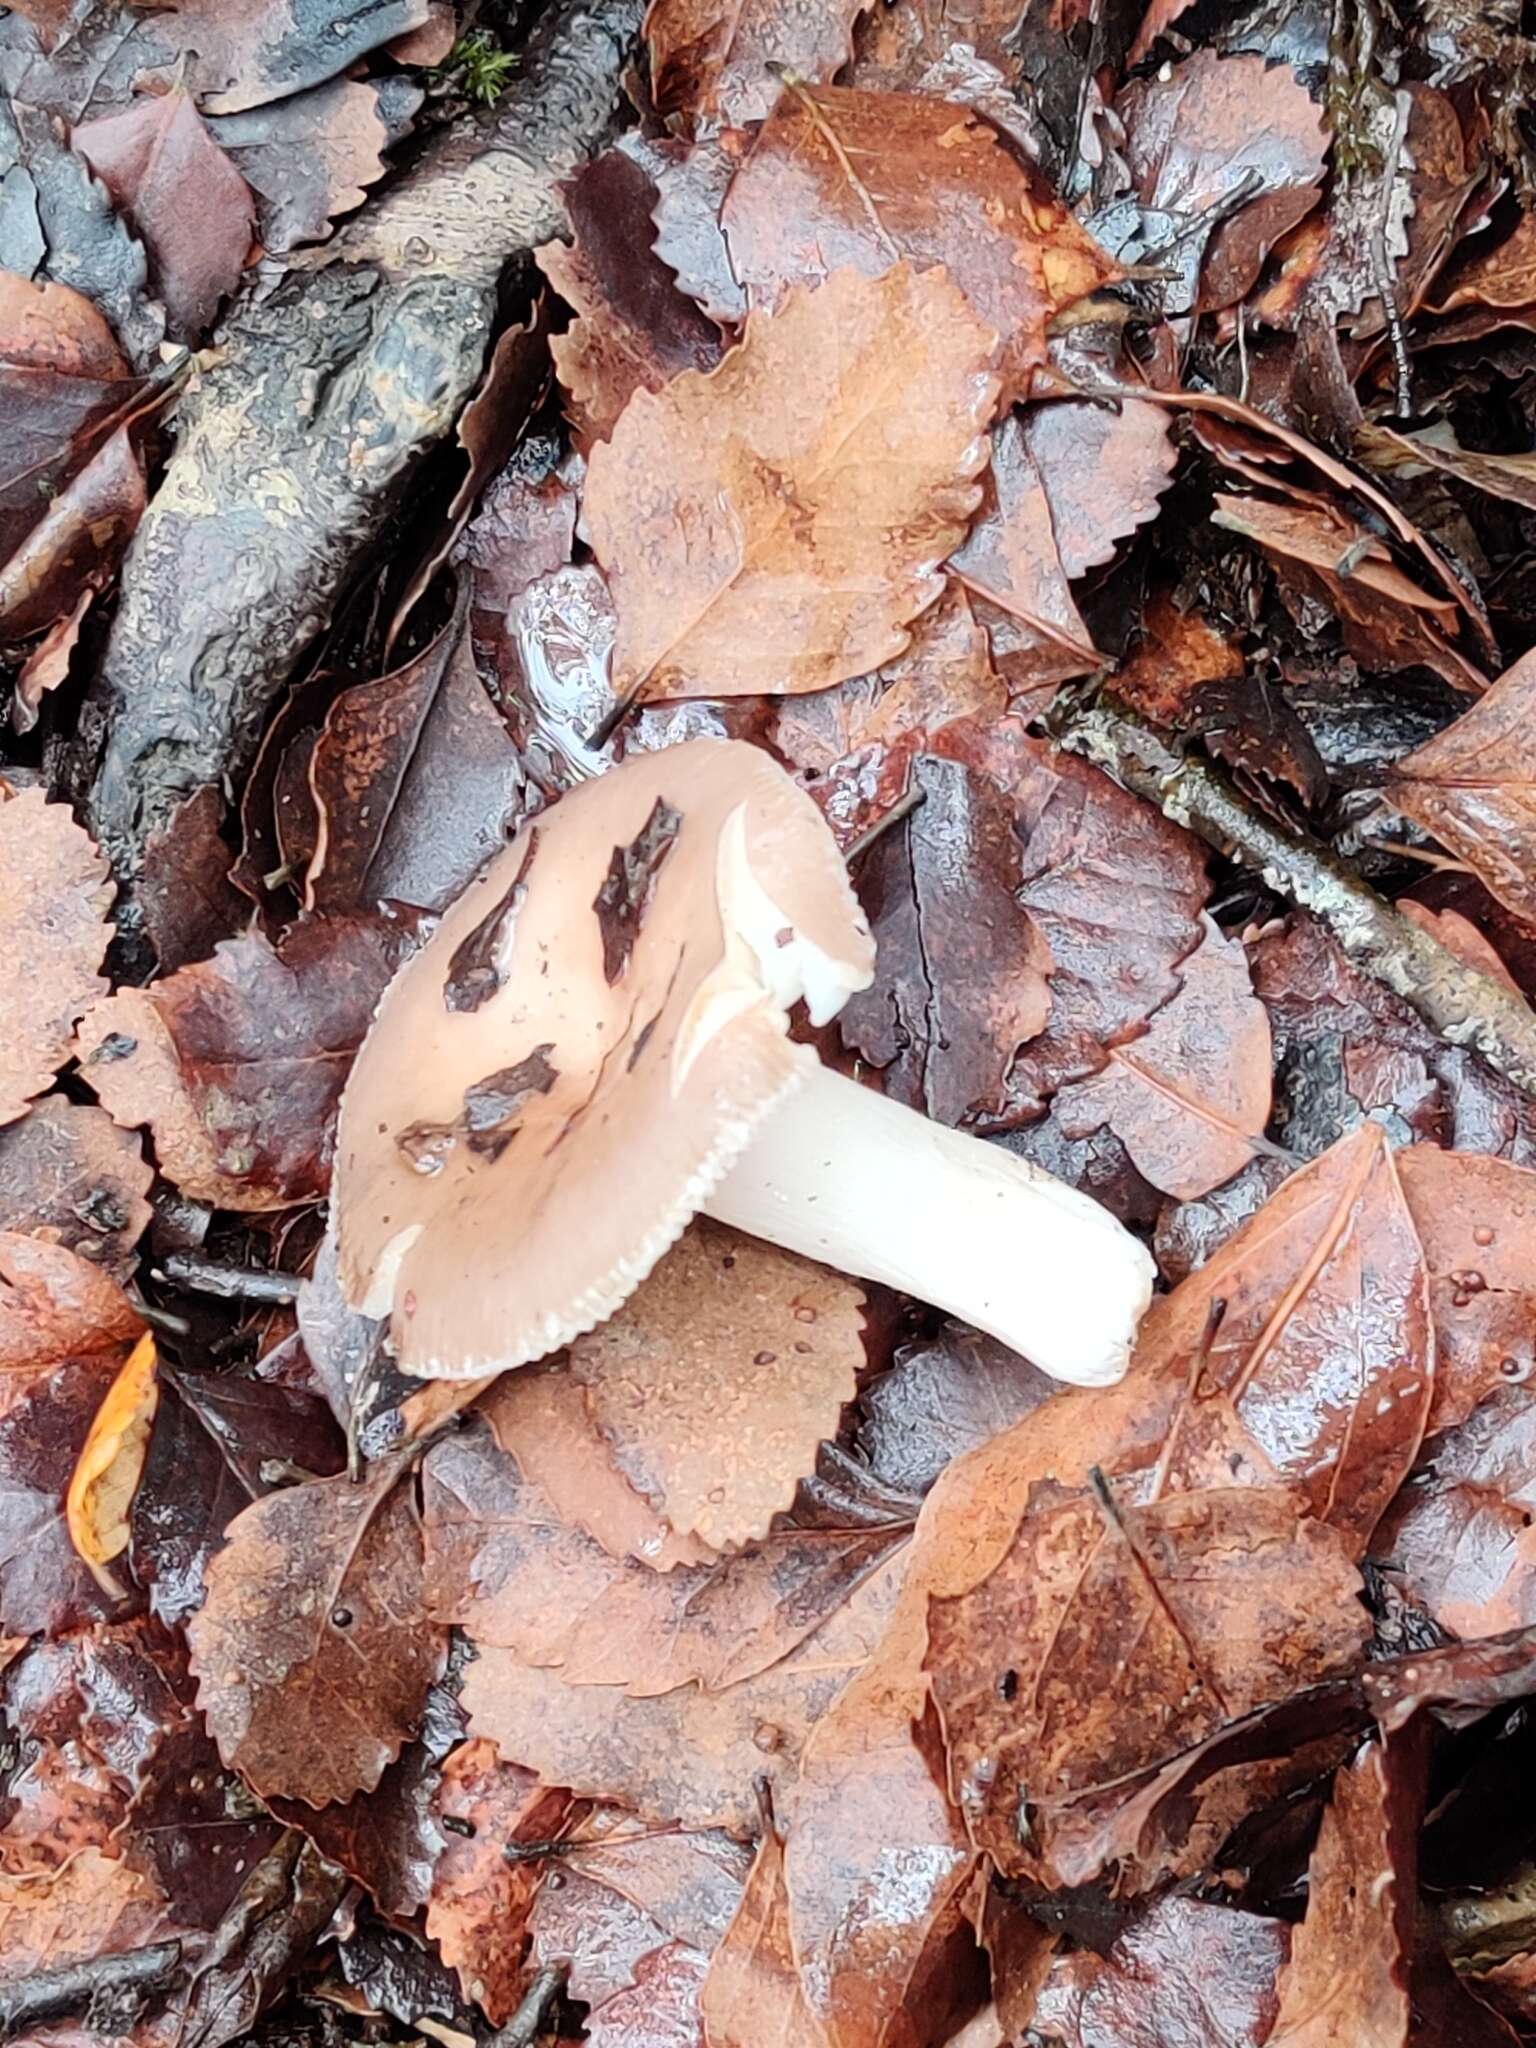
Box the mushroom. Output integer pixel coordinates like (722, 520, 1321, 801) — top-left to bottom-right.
(335, 738, 1154, 1386)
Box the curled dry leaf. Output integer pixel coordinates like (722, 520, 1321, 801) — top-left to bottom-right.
(536, 147, 723, 444)
(188, 1462, 446, 1807)
(567, 1220, 864, 1551)
(0, 785, 113, 1126)
(0, 1094, 152, 1278)
(65, 1328, 157, 1593)
(646, 0, 867, 126)
(583, 265, 999, 707)
(426, 1738, 571, 2022)
(1267, 1738, 1418, 2048)
(1391, 647, 1536, 926)
(73, 88, 255, 340)
(722, 81, 1117, 397)
(1052, 912, 1274, 1200)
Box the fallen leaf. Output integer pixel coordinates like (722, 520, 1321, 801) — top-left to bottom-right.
(1115, 585, 1246, 726)
(188, 1461, 447, 1806)
(73, 89, 255, 340)
(1029, 1895, 1288, 2047)
(840, 752, 1054, 1127)
(648, 129, 750, 325)
(1363, 1622, 1536, 1731)
(1117, 50, 1328, 313)
(426, 1738, 571, 2022)
(1018, 398, 1179, 580)
(139, 784, 245, 975)
(65, 1328, 157, 1590)
(583, 265, 998, 707)
(856, 1320, 1057, 1500)
(1006, 741, 1209, 1117)
(567, 1220, 864, 1551)
(646, 0, 868, 127)
(537, 147, 723, 443)
(168, 0, 433, 116)
(0, 784, 114, 1126)
(461, 440, 580, 626)
(0, 420, 144, 642)
(1051, 913, 1274, 1200)
(210, 75, 418, 253)
(1268, 1737, 1418, 2047)
(77, 913, 421, 1207)
(305, 607, 526, 919)
(0, 1841, 177, 1977)
(700, 1820, 823, 2048)
(722, 81, 1115, 397)
(1391, 647, 1536, 925)
(0, 1094, 152, 1278)
(0, 1235, 144, 1636)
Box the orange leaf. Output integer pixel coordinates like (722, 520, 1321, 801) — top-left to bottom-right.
(65, 1329, 158, 1594)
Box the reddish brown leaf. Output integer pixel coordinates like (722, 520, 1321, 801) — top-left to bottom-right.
(0, 272, 137, 566)
(722, 82, 1115, 398)
(461, 444, 580, 627)
(0, 1843, 178, 1977)
(1052, 913, 1274, 1200)
(139, 784, 245, 976)
(426, 1739, 571, 2022)
(1117, 51, 1328, 312)
(1029, 1896, 1288, 2047)
(188, 1464, 446, 1806)
(1135, 1123, 1434, 1555)
(1435, 211, 1536, 313)
(209, 76, 415, 253)
(583, 266, 998, 706)
(537, 148, 723, 444)
(162, 0, 433, 116)
(0, 421, 143, 643)
(0, 785, 113, 1126)
(646, 0, 867, 127)
(77, 914, 420, 1207)
(568, 1220, 864, 1551)
(0, 1095, 151, 1279)
(857, 1321, 1057, 1501)
(0, 1236, 144, 1636)
(74, 89, 255, 340)
(840, 752, 1054, 1128)
(1391, 647, 1536, 925)
(1116, 586, 1246, 726)
(305, 610, 525, 919)
(1268, 1738, 1418, 2047)
(1006, 742, 1209, 1117)
(1016, 398, 1178, 580)
(700, 1822, 822, 2048)
(947, 414, 1094, 676)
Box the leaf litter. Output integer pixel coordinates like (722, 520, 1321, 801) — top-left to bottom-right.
(8, 5, 1536, 2043)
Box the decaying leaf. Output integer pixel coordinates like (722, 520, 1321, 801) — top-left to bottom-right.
(0, 784, 114, 1126)
(1391, 647, 1536, 925)
(568, 1220, 864, 1551)
(700, 1820, 823, 2048)
(1052, 913, 1274, 1200)
(188, 1462, 446, 1806)
(722, 81, 1116, 396)
(583, 265, 999, 707)
(646, 0, 868, 126)
(210, 75, 417, 253)
(65, 1327, 157, 1593)
(0, 1094, 152, 1278)
(73, 88, 255, 339)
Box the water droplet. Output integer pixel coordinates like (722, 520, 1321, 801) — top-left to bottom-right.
(1474, 1225, 1496, 1247)
(794, 1305, 818, 1323)
(331, 1606, 353, 1629)
(1502, 1356, 1531, 1382)
(752, 1721, 783, 1753)
(753, 1350, 776, 1366)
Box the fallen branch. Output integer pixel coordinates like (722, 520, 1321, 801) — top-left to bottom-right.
(69, 0, 642, 939)
(1049, 685, 1536, 1099)
(0, 1941, 182, 2032)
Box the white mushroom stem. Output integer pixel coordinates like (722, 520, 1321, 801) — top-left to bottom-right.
(703, 1063, 1155, 1386)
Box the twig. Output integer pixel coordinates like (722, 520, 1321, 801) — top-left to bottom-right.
(156, 1254, 302, 1304)
(1048, 686, 1536, 1098)
(491, 1965, 566, 2048)
(844, 784, 927, 866)
(0, 1941, 182, 2031)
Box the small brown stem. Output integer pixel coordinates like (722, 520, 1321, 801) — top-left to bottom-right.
(844, 783, 926, 866)
(492, 1965, 566, 2047)
(0, 1940, 181, 2031)
(157, 1254, 301, 1304)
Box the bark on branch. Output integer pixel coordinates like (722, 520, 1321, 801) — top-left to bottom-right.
(70, 0, 642, 930)
(1049, 685, 1536, 1099)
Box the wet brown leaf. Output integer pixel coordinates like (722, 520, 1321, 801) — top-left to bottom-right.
(166, 0, 432, 115)
(1391, 647, 1536, 925)
(0, 1094, 151, 1278)
(1268, 1738, 1418, 2047)
(0, 1842, 178, 1977)
(537, 147, 723, 444)
(1052, 913, 1274, 1200)
(947, 413, 1095, 674)
(649, 129, 750, 326)
(568, 1220, 864, 1551)
(188, 1463, 446, 1806)
(646, 0, 867, 127)
(857, 1320, 1057, 1501)
(840, 752, 1054, 1127)
(0, 420, 143, 646)
(722, 81, 1115, 397)
(0, 785, 113, 1126)
(1117, 50, 1328, 312)
(583, 265, 998, 707)
(1029, 1895, 1288, 2047)
(1016, 398, 1178, 581)
(210, 76, 415, 253)
(700, 1821, 823, 2048)
(77, 913, 420, 1207)
(74, 89, 254, 340)
(426, 1738, 571, 2022)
